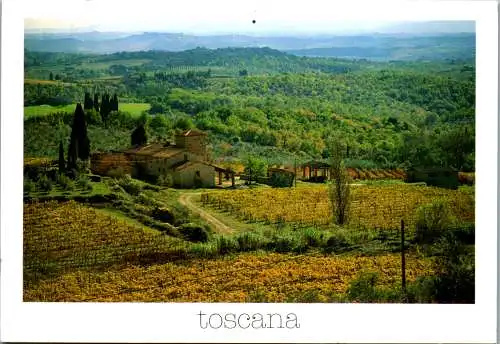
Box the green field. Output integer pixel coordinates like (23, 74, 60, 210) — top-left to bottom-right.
(24, 103, 151, 119)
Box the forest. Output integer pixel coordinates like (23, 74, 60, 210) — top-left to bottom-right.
(24, 47, 475, 171)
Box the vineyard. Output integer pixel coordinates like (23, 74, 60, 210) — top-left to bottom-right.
(201, 184, 475, 230)
(23, 201, 186, 282)
(24, 251, 433, 302)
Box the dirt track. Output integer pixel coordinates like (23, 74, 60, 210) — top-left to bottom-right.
(178, 192, 233, 234)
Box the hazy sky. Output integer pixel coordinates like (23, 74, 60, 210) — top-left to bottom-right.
(22, 0, 475, 35)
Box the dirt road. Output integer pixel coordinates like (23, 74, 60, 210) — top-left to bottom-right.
(178, 192, 233, 234)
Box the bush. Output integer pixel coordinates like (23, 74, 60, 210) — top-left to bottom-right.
(431, 232, 475, 303)
(415, 200, 456, 243)
(346, 272, 399, 303)
(76, 175, 92, 191)
(268, 234, 300, 253)
(37, 175, 53, 192)
(302, 228, 324, 248)
(324, 232, 351, 253)
(153, 222, 182, 238)
(236, 232, 267, 252)
(190, 242, 218, 258)
(269, 172, 294, 188)
(152, 206, 175, 224)
(108, 166, 126, 179)
(215, 235, 239, 254)
(24, 177, 36, 194)
(57, 173, 74, 191)
(178, 223, 210, 243)
(118, 176, 142, 195)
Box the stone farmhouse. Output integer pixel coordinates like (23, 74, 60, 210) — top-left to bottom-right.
(92, 129, 231, 188)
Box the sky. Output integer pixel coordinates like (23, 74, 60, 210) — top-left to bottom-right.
(22, 0, 476, 35)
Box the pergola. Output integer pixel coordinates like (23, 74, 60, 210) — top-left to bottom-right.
(212, 164, 236, 187)
(301, 160, 331, 180)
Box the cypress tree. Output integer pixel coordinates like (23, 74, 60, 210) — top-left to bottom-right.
(131, 124, 147, 146)
(84, 92, 94, 110)
(93, 93, 100, 112)
(111, 94, 119, 111)
(58, 140, 65, 173)
(68, 103, 90, 168)
(100, 93, 110, 122)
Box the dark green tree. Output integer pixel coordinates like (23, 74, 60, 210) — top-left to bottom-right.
(328, 140, 351, 225)
(131, 124, 147, 146)
(49, 72, 54, 81)
(243, 156, 267, 185)
(93, 93, 100, 112)
(100, 93, 111, 122)
(58, 140, 65, 173)
(67, 103, 90, 169)
(84, 92, 94, 110)
(111, 94, 119, 111)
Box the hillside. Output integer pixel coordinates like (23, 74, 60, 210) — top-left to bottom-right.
(24, 31, 475, 61)
(24, 47, 475, 170)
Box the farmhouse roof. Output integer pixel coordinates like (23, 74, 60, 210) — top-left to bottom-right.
(124, 143, 185, 158)
(171, 160, 213, 172)
(176, 129, 207, 137)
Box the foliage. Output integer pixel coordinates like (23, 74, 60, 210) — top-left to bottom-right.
(415, 200, 457, 244)
(131, 124, 148, 146)
(24, 177, 36, 194)
(37, 174, 53, 192)
(67, 103, 90, 169)
(328, 140, 351, 225)
(243, 156, 267, 184)
(178, 223, 210, 243)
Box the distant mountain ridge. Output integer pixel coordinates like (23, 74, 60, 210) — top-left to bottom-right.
(24, 30, 475, 61)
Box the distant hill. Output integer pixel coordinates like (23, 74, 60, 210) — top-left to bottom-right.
(24, 30, 475, 61)
(375, 21, 475, 34)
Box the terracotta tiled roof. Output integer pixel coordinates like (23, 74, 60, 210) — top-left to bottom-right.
(124, 143, 185, 158)
(172, 161, 211, 172)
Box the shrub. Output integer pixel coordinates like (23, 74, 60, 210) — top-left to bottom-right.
(151, 207, 175, 224)
(324, 232, 351, 253)
(215, 235, 239, 254)
(119, 176, 142, 195)
(269, 172, 294, 188)
(76, 175, 92, 191)
(153, 222, 182, 238)
(268, 234, 298, 253)
(178, 223, 210, 243)
(57, 173, 74, 191)
(37, 175, 53, 192)
(236, 232, 267, 252)
(190, 242, 218, 258)
(431, 232, 475, 303)
(108, 166, 126, 179)
(24, 177, 36, 194)
(415, 200, 456, 243)
(346, 272, 380, 303)
(302, 228, 324, 248)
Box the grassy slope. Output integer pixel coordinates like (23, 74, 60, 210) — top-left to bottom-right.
(24, 103, 151, 119)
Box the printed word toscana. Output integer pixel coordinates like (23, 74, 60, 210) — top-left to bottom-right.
(198, 311, 300, 329)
